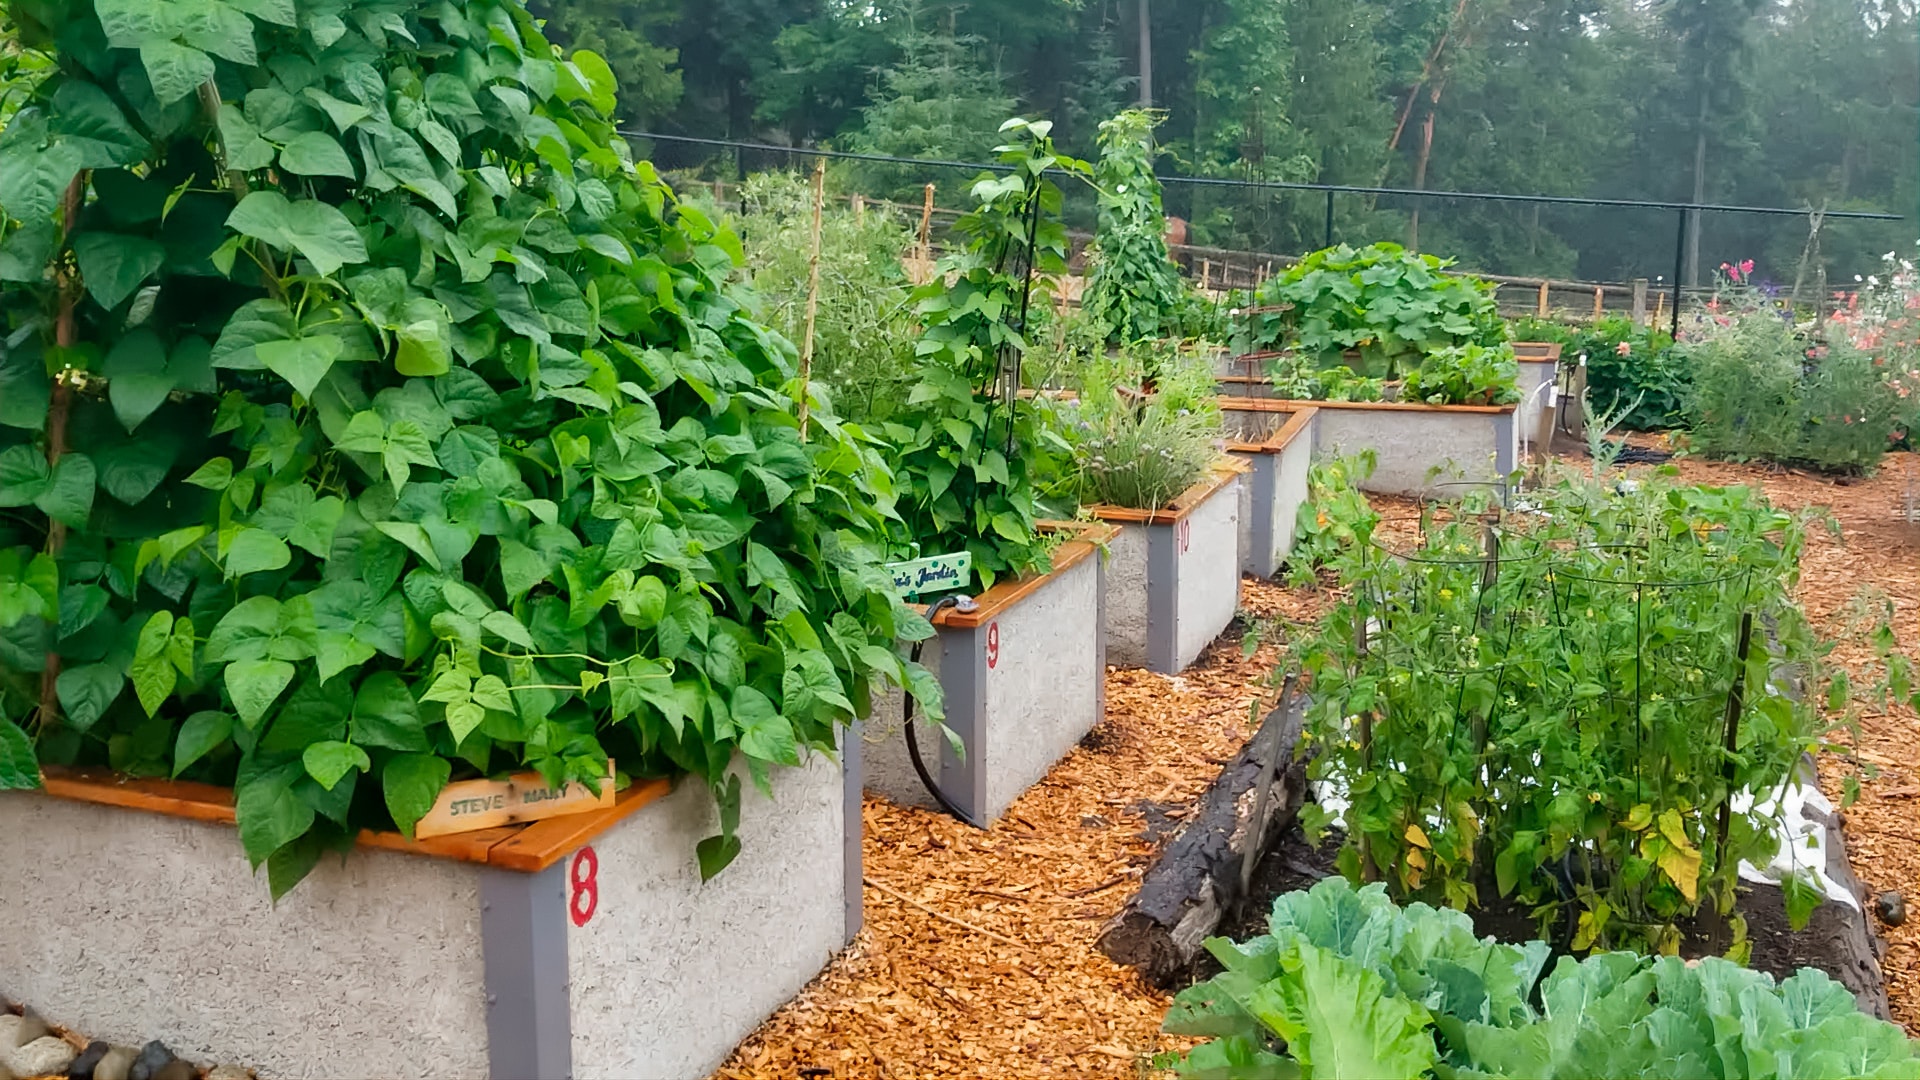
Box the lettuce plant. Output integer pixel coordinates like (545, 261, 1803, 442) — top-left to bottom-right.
(1165, 877, 1920, 1079)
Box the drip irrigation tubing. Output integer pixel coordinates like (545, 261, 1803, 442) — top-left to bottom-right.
(904, 594, 983, 828)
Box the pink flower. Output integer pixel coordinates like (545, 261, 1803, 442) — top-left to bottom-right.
(1740, 259, 1754, 277)
(1616, 342, 1632, 357)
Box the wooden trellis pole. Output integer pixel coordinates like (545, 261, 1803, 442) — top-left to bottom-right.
(797, 158, 826, 439)
(917, 183, 935, 262)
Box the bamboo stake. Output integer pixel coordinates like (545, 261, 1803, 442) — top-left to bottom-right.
(797, 158, 826, 440)
(1652, 290, 1666, 328)
(918, 183, 935, 263)
(1592, 285, 1605, 320)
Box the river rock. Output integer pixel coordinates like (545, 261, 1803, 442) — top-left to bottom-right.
(6, 1036, 74, 1078)
(125, 1043, 175, 1080)
(88, 1046, 137, 1080)
(66, 1042, 108, 1080)
(1877, 889, 1907, 927)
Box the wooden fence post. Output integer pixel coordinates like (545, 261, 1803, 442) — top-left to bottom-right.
(1592, 286, 1605, 321)
(1536, 282, 1550, 317)
(1631, 279, 1649, 326)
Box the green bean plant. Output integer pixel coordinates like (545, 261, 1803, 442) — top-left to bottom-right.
(1081, 109, 1184, 349)
(1296, 473, 1842, 953)
(0, 0, 933, 895)
(879, 118, 1087, 587)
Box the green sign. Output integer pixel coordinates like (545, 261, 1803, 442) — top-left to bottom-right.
(885, 551, 973, 600)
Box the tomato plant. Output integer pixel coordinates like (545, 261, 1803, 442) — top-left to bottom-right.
(0, 0, 931, 895)
(1296, 473, 1842, 952)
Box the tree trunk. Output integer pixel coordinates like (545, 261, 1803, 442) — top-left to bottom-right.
(1686, 85, 1709, 287)
(1136, 0, 1153, 107)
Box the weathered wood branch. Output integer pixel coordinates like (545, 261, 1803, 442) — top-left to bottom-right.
(1097, 693, 1308, 987)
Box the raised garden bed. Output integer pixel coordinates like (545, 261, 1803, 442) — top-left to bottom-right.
(1266, 397, 1518, 498)
(1091, 459, 1246, 674)
(1219, 401, 1317, 580)
(1514, 340, 1562, 458)
(0, 756, 859, 1080)
(864, 523, 1116, 825)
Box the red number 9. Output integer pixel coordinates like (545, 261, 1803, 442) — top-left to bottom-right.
(569, 846, 599, 927)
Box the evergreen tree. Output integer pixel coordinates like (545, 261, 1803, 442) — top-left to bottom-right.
(845, 3, 1018, 201)
(531, 0, 684, 126)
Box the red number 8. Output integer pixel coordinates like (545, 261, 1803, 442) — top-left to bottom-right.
(569, 846, 599, 927)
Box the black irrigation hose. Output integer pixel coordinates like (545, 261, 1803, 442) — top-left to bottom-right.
(904, 595, 984, 828)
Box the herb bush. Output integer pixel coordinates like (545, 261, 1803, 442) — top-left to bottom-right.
(1513, 315, 1687, 431)
(1283, 451, 1380, 587)
(1081, 109, 1184, 349)
(736, 171, 919, 424)
(0, 0, 931, 894)
(1239, 242, 1510, 382)
(1064, 341, 1221, 510)
(1685, 308, 1904, 473)
(1297, 473, 1839, 952)
(879, 118, 1086, 587)
(1163, 877, 1920, 1080)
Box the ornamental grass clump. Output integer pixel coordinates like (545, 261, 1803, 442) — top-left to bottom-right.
(1065, 341, 1221, 511)
(0, 0, 931, 894)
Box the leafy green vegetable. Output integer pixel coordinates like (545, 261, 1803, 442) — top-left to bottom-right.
(1168, 879, 1920, 1079)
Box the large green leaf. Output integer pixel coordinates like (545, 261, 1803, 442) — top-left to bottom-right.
(226, 191, 368, 276)
(302, 740, 370, 791)
(0, 719, 41, 789)
(351, 672, 430, 751)
(382, 752, 450, 838)
(235, 762, 314, 868)
(102, 329, 175, 431)
(256, 335, 343, 400)
(172, 711, 234, 777)
(75, 232, 166, 311)
(1244, 943, 1436, 1080)
(56, 662, 125, 731)
(138, 41, 216, 106)
(225, 656, 295, 728)
(279, 131, 355, 178)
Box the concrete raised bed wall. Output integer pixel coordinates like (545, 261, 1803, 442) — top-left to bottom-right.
(1093, 460, 1245, 673)
(1, 755, 856, 1080)
(864, 523, 1113, 825)
(1280, 399, 1518, 499)
(1514, 342, 1561, 459)
(1220, 402, 1317, 579)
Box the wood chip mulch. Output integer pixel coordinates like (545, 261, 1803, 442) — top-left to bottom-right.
(715, 580, 1306, 1080)
(717, 449, 1920, 1079)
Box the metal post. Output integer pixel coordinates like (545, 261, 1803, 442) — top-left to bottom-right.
(1323, 189, 1335, 249)
(1670, 207, 1689, 339)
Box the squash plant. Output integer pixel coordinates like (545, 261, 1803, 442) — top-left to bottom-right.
(1240, 242, 1509, 383)
(1081, 109, 1184, 348)
(0, 0, 930, 895)
(882, 118, 1085, 587)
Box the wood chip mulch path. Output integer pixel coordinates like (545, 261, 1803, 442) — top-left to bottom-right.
(715, 579, 1311, 1080)
(718, 449, 1920, 1079)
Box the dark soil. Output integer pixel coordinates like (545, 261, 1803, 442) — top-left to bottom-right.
(1205, 812, 1890, 1018)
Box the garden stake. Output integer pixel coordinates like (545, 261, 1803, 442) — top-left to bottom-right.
(1713, 611, 1756, 877)
(1354, 604, 1378, 883)
(35, 172, 86, 729)
(796, 158, 826, 440)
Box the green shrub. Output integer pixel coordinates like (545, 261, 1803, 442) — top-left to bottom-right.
(1165, 877, 1920, 1080)
(1242, 243, 1509, 380)
(0, 0, 927, 893)
(1685, 310, 1901, 472)
(1064, 342, 1221, 510)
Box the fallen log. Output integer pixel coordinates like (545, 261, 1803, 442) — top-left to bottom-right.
(1097, 692, 1308, 988)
